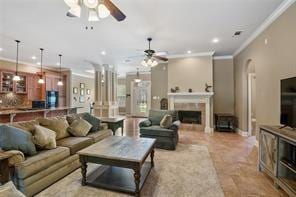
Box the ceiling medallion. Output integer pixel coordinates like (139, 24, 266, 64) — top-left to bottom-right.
(64, 0, 126, 22)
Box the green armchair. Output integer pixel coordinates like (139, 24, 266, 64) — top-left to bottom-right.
(139, 110, 180, 150)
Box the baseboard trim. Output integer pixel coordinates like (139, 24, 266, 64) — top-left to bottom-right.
(236, 128, 249, 137)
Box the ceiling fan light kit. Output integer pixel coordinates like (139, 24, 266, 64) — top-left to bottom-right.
(64, 0, 125, 22)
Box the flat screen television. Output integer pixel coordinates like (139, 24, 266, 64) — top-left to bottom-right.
(281, 77, 296, 129)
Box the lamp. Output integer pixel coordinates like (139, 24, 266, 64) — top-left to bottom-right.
(98, 3, 110, 18)
(83, 0, 98, 8)
(13, 40, 21, 81)
(57, 54, 64, 86)
(38, 48, 45, 84)
(88, 9, 99, 21)
(134, 68, 141, 83)
(68, 5, 81, 17)
(64, 0, 79, 7)
(141, 58, 158, 68)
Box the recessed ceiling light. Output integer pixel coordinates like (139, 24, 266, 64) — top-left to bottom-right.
(212, 38, 219, 43)
(187, 50, 192, 54)
(37, 62, 41, 66)
(0, 48, 3, 52)
(101, 51, 106, 55)
(31, 56, 37, 60)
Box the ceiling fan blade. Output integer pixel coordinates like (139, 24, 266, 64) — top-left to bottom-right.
(153, 55, 168, 62)
(66, 11, 77, 17)
(104, 0, 126, 21)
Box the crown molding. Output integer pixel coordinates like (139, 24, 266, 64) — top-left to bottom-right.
(126, 71, 151, 75)
(213, 56, 233, 60)
(0, 56, 69, 72)
(72, 72, 94, 78)
(233, 0, 296, 57)
(167, 51, 215, 59)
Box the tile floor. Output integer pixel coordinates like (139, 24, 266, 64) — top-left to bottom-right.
(120, 117, 288, 197)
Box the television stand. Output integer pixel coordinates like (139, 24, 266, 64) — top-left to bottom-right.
(259, 126, 296, 196)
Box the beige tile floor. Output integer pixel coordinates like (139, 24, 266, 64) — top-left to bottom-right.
(120, 117, 288, 197)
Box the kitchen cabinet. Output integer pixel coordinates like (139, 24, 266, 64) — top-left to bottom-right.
(0, 71, 27, 94)
(27, 75, 40, 101)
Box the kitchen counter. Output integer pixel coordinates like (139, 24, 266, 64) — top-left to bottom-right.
(0, 106, 82, 123)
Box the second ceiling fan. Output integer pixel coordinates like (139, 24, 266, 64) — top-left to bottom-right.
(141, 38, 168, 68)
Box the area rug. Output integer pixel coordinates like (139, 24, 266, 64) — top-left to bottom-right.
(36, 144, 224, 197)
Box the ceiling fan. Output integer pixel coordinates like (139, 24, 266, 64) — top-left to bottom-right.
(64, 0, 126, 22)
(141, 38, 168, 67)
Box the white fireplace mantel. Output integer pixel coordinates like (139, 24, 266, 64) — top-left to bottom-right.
(168, 92, 214, 133)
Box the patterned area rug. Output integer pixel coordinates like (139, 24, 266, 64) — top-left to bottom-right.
(37, 144, 224, 197)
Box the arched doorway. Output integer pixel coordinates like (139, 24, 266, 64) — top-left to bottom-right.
(246, 60, 256, 136)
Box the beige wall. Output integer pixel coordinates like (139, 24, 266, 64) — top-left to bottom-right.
(70, 74, 95, 113)
(168, 56, 213, 92)
(125, 73, 151, 115)
(234, 3, 296, 131)
(151, 63, 168, 109)
(213, 59, 234, 114)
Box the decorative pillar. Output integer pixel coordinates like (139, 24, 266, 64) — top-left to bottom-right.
(93, 64, 118, 117)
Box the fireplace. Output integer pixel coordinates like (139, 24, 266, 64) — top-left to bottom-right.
(167, 92, 214, 133)
(178, 110, 202, 124)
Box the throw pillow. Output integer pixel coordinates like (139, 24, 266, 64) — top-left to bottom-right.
(10, 120, 39, 134)
(66, 114, 80, 125)
(0, 125, 37, 156)
(160, 114, 173, 129)
(33, 125, 56, 150)
(82, 113, 101, 132)
(0, 181, 26, 197)
(37, 117, 70, 140)
(68, 119, 93, 137)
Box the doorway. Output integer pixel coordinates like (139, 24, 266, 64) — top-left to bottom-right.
(247, 61, 256, 136)
(131, 81, 151, 117)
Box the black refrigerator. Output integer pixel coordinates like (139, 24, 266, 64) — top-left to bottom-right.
(46, 91, 59, 108)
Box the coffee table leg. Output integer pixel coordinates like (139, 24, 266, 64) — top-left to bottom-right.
(121, 120, 124, 136)
(150, 148, 155, 168)
(134, 169, 141, 197)
(80, 158, 87, 186)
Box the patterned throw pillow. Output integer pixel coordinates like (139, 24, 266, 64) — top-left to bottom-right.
(160, 114, 173, 129)
(0, 125, 37, 156)
(68, 119, 93, 137)
(33, 125, 56, 150)
(37, 117, 70, 140)
(82, 113, 101, 132)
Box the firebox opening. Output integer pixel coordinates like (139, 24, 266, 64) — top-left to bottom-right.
(178, 110, 202, 124)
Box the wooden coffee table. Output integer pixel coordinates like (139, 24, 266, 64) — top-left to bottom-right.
(99, 117, 125, 136)
(78, 136, 156, 197)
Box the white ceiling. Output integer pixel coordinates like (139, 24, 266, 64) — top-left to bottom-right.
(0, 0, 284, 77)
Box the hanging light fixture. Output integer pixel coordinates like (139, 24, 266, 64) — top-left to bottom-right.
(57, 54, 64, 86)
(88, 9, 99, 21)
(38, 48, 45, 84)
(13, 40, 21, 81)
(98, 3, 110, 18)
(141, 57, 158, 68)
(83, 0, 98, 8)
(134, 68, 141, 83)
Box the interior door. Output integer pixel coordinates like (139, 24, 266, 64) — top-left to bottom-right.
(131, 81, 151, 117)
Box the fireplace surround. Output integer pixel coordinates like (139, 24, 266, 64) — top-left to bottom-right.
(168, 92, 214, 133)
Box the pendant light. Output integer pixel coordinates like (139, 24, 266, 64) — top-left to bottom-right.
(13, 40, 21, 81)
(38, 48, 45, 84)
(57, 54, 63, 86)
(134, 68, 141, 83)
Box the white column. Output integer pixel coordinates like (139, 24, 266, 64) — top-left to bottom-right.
(204, 97, 213, 133)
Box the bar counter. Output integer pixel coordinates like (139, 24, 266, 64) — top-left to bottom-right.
(0, 106, 81, 123)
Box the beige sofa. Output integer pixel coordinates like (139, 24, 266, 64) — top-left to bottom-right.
(6, 115, 112, 197)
